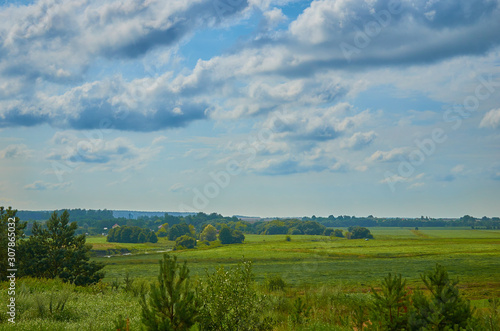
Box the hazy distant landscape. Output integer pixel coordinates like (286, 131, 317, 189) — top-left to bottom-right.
(1, 208, 499, 330)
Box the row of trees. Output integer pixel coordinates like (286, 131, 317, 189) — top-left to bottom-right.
(174, 224, 245, 250)
(15, 209, 500, 237)
(259, 219, 326, 235)
(107, 226, 158, 243)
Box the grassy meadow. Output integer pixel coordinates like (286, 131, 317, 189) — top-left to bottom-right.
(1, 227, 499, 330)
(96, 228, 500, 296)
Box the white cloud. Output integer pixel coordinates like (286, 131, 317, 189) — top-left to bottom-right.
(451, 164, 465, 175)
(262, 7, 287, 29)
(340, 131, 377, 150)
(46, 131, 162, 172)
(480, 108, 500, 129)
(367, 147, 409, 163)
(0, 144, 32, 159)
(169, 183, 186, 193)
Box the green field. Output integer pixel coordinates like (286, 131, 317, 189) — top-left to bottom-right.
(94, 228, 500, 297)
(2, 227, 499, 330)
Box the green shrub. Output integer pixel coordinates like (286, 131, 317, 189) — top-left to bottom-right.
(285, 235, 291, 242)
(197, 260, 270, 330)
(290, 297, 310, 326)
(333, 229, 344, 238)
(123, 271, 134, 293)
(266, 275, 286, 292)
(323, 228, 334, 236)
(175, 235, 196, 249)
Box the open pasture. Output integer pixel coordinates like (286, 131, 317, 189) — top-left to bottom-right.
(93, 227, 500, 298)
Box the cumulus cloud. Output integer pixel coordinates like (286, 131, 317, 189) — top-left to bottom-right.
(46, 131, 162, 172)
(340, 131, 377, 150)
(0, 0, 249, 82)
(288, 0, 500, 65)
(0, 144, 32, 159)
(367, 147, 409, 163)
(1, 0, 500, 133)
(0, 75, 208, 131)
(480, 108, 500, 129)
(220, 102, 370, 175)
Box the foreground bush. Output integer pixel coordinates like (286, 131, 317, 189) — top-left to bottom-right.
(409, 264, 474, 329)
(370, 264, 475, 330)
(197, 261, 271, 330)
(140, 254, 198, 331)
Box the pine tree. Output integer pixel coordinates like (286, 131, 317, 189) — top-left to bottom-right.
(140, 254, 198, 331)
(369, 273, 410, 330)
(409, 264, 473, 329)
(18, 210, 104, 286)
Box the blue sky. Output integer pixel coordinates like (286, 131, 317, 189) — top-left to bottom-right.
(1, 0, 499, 218)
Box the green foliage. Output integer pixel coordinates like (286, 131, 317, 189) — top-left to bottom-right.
(288, 227, 302, 235)
(323, 228, 334, 236)
(285, 235, 291, 241)
(265, 275, 286, 291)
(218, 225, 233, 244)
(148, 231, 158, 243)
(19, 210, 104, 286)
(140, 254, 198, 331)
(113, 314, 129, 331)
(262, 219, 326, 235)
(157, 226, 169, 238)
(168, 223, 193, 241)
(175, 235, 196, 250)
(107, 225, 155, 243)
(290, 297, 310, 325)
(123, 271, 134, 293)
(218, 225, 245, 244)
(481, 298, 500, 331)
(409, 264, 474, 330)
(34, 289, 73, 321)
(349, 226, 373, 239)
(333, 229, 344, 237)
(369, 273, 410, 330)
(138, 231, 147, 243)
(200, 224, 217, 242)
(197, 260, 269, 330)
(352, 304, 368, 331)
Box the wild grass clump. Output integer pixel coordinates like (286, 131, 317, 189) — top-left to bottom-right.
(266, 275, 287, 292)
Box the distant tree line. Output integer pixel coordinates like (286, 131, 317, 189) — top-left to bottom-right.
(107, 226, 158, 243)
(14, 210, 500, 238)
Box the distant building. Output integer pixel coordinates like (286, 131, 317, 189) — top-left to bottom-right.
(112, 223, 120, 229)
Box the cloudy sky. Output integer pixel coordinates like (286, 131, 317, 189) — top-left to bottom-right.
(1, 0, 499, 218)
